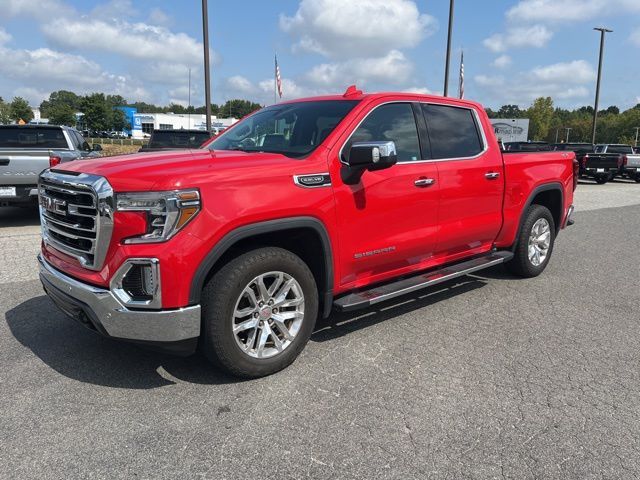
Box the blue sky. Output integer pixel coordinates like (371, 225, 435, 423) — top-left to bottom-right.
(0, 0, 638, 110)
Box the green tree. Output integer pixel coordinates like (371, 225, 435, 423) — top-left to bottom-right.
(220, 99, 262, 119)
(0, 99, 11, 125)
(48, 103, 77, 126)
(40, 90, 82, 118)
(9, 97, 34, 123)
(111, 108, 130, 131)
(527, 97, 554, 141)
(81, 93, 111, 131)
(497, 105, 524, 118)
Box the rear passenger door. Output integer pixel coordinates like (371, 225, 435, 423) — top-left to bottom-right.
(421, 103, 504, 258)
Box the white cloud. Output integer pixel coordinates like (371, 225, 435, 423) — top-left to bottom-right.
(305, 50, 414, 88)
(484, 25, 552, 52)
(43, 19, 206, 66)
(492, 55, 512, 69)
(630, 28, 640, 47)
(0, 0, 74, 22)
(403, 87, 431, 94)
(0, 43, 149, 104)
(530, 60, 596, 84)
(224, 76, 257, 95)
(280, 0, 437, 58)
(148, 8, 172, 26)
(507, 0, 640, 23)
(0, 28, 11, 45)
(474, 60, 595, 105)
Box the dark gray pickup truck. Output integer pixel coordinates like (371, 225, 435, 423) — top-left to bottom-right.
(0, 125, 102, 207)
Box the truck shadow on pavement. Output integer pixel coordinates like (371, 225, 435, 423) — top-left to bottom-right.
(5, 295, 240, 389)
(7, 276, 488, 389)
(312, 276, 487, 342)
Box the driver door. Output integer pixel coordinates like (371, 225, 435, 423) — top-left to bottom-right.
(328, 101, 440, 289)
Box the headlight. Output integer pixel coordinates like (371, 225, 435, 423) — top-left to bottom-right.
(116, 189, 201, 244)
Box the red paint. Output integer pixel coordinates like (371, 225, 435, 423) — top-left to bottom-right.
(44, 92, 574, 308)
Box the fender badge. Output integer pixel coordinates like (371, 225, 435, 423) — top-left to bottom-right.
(293, 173, 331, 188)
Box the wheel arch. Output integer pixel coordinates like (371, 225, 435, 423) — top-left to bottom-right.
(511, 182, 564, 250)
(189, 216, 334, 318)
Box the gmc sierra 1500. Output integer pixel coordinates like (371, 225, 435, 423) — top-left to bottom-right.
(37, 87, 576, 378)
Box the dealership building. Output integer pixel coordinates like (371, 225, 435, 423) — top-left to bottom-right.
(490, 118, 530, 142)
(115, 107, 237, 138)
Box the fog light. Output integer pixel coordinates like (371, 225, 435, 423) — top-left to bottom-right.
(111, 258, 161, 309)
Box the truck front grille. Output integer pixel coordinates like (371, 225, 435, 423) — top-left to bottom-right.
(39, 169, 114, 271)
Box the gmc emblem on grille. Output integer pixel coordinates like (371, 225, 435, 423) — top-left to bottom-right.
(40, 194, 67, 216)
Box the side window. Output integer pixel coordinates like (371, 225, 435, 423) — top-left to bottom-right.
(74, 131, 90, 151)
(423, 104, 483, 159)
(346, 103, 421, 162)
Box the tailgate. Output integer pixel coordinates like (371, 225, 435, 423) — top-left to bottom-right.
(626, 154, 640, 168)
(584, 154, 619, 169)
(0, 149, 51, 185)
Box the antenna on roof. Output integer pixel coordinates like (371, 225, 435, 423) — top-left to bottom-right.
(343, 85, 363, 97)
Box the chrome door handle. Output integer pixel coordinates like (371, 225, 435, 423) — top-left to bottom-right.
(414, 178, 435, 187)
(485, 172, 500, 180)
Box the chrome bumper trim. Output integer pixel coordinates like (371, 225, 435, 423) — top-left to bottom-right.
(38, 255, 201, 342)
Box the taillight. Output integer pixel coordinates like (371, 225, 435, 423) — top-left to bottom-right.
(572, 159, 579, 191)
(622, 155, 628, 166)
(49, 155, 61, 168)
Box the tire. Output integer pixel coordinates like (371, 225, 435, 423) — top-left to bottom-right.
(505, 204, 556, 278)
(595, 176, 608, 184)
(201, 246, 318, 378)
(634, 175, 640, 183)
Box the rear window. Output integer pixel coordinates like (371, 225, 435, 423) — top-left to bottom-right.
(422, 104, 483, 159)
(0, 127, 68, 148)
(150, 131, 211, 148)
(606, 145, 633, 154)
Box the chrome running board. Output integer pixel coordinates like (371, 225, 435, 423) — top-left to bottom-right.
(333, 251, 514, 312)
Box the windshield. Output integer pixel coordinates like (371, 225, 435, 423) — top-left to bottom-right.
(0, 127, 68, 149)
(150, 131, 211, 148)
(606, 145, 633, 154)
(206, 100, 359, 158)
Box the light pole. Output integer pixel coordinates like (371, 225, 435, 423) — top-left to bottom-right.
(634, 127, 639, 147)
(555, 128, 559, 143)
(565, 127, 572, 143)
(591, 27, 612, 144)
(202, 0, 212, 132)
(443, 0, 454, 96)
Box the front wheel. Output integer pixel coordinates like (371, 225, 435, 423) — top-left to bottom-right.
(505, 204, 556, 278)
(201, 247, 318, 378)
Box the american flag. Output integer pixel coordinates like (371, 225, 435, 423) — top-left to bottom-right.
(458, 51, 464, 99)
(275, 54, 283, 99)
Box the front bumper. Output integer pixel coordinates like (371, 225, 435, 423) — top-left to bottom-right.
(38, 255, 201, 353)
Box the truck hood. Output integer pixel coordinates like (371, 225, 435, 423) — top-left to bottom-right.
(53, 149, 301, 191)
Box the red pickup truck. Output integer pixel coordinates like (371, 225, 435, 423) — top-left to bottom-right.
(38, 87, 577, 378)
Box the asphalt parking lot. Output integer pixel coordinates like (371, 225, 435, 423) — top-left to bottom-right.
(1, 179, 640, 479)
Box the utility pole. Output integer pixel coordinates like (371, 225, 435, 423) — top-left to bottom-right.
(555, 128, 559, 143)
(634, 127, 639, 147)
(202, 0, 212, 132)
(565, 127, 572, 143)
(188, 68, 191, 129)
(591, 27, 612, 144)
(443, 0, 454, 97)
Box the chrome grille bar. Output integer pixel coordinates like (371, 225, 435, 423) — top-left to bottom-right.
(38, 170, 114, 271)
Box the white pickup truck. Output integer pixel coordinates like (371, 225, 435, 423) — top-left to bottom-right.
(0, 125, 102, 207)
(593, 144, 640, 182)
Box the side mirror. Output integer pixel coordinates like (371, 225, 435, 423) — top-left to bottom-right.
(92, 144, 103, 151)
(342, 141, 398, 184)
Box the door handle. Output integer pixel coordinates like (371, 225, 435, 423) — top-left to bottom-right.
(414, 178, 435, 187)
(485, 172, 500, 180)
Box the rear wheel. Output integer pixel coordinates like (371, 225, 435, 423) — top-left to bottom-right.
(201, 247, 318, 378)
(595, 176, 608, 184)
(506, 204, 555, 278)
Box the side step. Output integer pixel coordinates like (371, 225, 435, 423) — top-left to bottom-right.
(333, 251, 514, 312)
